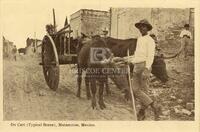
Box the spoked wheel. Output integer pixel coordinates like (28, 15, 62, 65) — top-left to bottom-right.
(42, 35, 59, 91)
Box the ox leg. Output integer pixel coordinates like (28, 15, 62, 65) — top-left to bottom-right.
(99, 78, 106, 109)
(90, 77, 97, 109)
(77, 67, 82, 98)
(85, 73, 91, 100)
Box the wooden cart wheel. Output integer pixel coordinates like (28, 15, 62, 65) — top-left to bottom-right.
(42, 34, 59, 91)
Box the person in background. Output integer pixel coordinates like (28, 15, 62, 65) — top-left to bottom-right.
(102, 27, 109, 38)
(12, 45, 17, 61)
(179, 24, 192, 59)
(46, 24, 54, 35)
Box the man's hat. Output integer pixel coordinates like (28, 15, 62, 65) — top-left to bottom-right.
(135, 19, 152, 31)
(184, 24, 190, 27)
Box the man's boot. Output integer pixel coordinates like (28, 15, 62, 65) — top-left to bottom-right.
(137, 108, 146, 121)
(150, 102, 161, 121)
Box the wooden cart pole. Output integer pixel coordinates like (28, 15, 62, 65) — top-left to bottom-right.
(127, 49, 137, 120)
(68, 26, 71, 54)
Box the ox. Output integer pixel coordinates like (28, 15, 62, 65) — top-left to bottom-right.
(76, 35, 181, 110)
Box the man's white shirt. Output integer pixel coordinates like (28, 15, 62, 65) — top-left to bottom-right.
(127, 35, 155, 69)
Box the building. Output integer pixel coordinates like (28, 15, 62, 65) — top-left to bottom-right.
(110, 8, 194, 41)
(70, 9, 110, 38)
(3, 36, 15, 58)
(36, 44, 42, 54)
(25, 37, 42, 55)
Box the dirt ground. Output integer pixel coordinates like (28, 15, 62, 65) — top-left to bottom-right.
(3, 52, 194, 121)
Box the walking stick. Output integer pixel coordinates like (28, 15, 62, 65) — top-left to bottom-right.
(127, 49, 137, 120)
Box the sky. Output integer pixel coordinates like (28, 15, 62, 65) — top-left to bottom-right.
(1, 0, 109, 48)
(1, 0, 198, 48)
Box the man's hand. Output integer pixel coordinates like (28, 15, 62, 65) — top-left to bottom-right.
(111, 57, 126, 66)
(112, 57, 124, 62)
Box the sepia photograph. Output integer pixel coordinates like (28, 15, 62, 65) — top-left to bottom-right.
(0, 0, 199, 131)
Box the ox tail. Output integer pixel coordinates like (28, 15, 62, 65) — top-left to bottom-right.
(163, 42, 183, 59)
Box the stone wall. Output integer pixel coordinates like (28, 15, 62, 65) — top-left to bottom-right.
(3, 36, 15, 58)
(70, 9, 110, 38)
(70, 10, 82, 38)
(110, 8, 193, 41)
(151, 8, 190, 41)
(110, 8, 152, 39)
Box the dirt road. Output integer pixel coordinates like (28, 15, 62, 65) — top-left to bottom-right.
(3, 55, 136, 120)
(3, 54, 194, 121)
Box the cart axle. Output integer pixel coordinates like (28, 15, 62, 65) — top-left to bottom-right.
(39, 62, 56, 66)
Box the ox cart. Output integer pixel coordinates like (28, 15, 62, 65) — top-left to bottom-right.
(40, 9, 77, 90)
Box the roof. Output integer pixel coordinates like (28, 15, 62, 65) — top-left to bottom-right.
(70, 9, 109, 20)
(3, 36, 13, 44)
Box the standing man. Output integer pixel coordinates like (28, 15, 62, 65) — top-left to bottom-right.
(122, 19, 159, 120)
(102, 27, 109, 38)
(46, 24, 54, 35)
(179, 24, 192, 59)
(12, 45, 17, 61)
